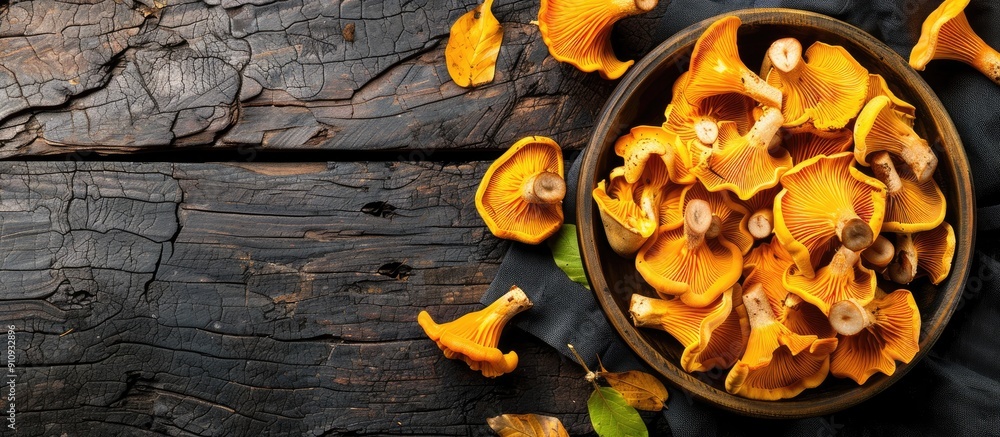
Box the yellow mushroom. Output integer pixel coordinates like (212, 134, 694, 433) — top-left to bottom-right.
(684, 16, 783, 108)
(855, 96, 938, 183)
(781, 125, 854, 166)
(593, 169, 657, 257)
(913, 222, 956, 285)
(418, 285, 533, 377)
(868, 151, 946, 233)
(784, 245, 878, 315)
(774, 152, 887, 278)
(725, 335, 838, 400)
(866, 74, 916, 116)
(910, 0, 1000, 85)
(476, 136, 565, 245)
(685, 287, 750, 372)
(828, 289, 920, 384)
(765, 39, 869, 130)
(733, 283, 823, 371)
(680, 182, 754, 255)
(741, 185, 782, 240)
(664, 72, 757, 146)
(629, 286, 734, 373)
(537, 0, 658, 80)
(614, 125, 676, 184)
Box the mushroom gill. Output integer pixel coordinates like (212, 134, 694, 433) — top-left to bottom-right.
(855, 96, 938, 183)
(684, 16, 783, 108)
(829, 289, 920, 384)
(629, 288, 733, 373)
(869, 151, 946, 233)
(783, 245, 878, 315)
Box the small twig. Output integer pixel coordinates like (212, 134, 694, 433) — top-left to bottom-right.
(567, 343, 600, 389)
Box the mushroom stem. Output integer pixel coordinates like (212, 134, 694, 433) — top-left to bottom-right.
(898, 135, 938, 184)
(694, 118, 720, 145)
(747, 107, 785, 147)
(828, 299, 875, 336)
(836, 216, 875, 251)
(684, 199, 713, 250)
(631, 0, 658, 12)
(628, 293, 668, 328)
(829, 245, 861, 276)
(521, 171, 566, 204)
(492, 285, 534, 321)
(743, 283, 778, 331)
(768, 37, 803, 74)
(783, 292, 803, 308)
(973, 48, 1000, 86)
(740, 70, 784, 110)
(887, 233, 918, 284)
(748, 208, 774, 239)
(862, 235, 895, 269)
(705, 216, 723, 239)
(870, 152, 902, 194)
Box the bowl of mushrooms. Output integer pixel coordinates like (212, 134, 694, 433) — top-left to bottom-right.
(576, 9, 974, 418)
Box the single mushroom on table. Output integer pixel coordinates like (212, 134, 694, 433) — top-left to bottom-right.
(537, 0, 658, 80)
(476, 136, 565, 245)
(764, 38, 869, 131)
(828, 289, 920, 384)
(854, 95, 938, 183)
(635, 199, 743, 308)
(784, 245, 879, 315)
(417, 285, 533, 378)
(910, 0, 1000, 85)
(773, 152, 888, 278)
(683, 16, 783, 109)
(868, 151, 946, 233)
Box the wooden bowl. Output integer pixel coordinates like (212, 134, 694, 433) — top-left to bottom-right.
(576, 8, 975, 418)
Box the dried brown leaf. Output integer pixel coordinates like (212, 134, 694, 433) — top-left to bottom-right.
(599, 367, 668, 411)
(487, 413, 569, 437)
(445, 0, 503, 87)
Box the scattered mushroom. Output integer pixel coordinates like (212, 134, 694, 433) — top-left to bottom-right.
(629, 287, 733, 373)
(912, 222, 956, 285)
(476, 136, 565, 245)
(765, 39, 869, 130)
(692, 107, 793, 200)
(774, 152, 887, 278)
(684, 16, 783, 109)
(910, 0, 1000, 85)
(783, 245, 878, 315)
(829, 289, 920, 384)
(854, 96, 938, 183)
(869, 151, 946, 233)
(537, 0, 658, 80)
(418, 285, 533, 377)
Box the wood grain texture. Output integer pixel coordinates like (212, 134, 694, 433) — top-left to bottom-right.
(0, 161, 610, 435)
(0, 0, 668, 156)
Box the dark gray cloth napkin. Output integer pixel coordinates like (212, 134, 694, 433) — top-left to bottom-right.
(483, 0, 1000, 434)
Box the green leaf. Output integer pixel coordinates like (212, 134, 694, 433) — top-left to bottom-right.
(547, 225, 591, 289)
(587, 386, 647, 437)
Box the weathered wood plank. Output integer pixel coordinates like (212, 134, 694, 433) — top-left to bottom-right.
(0, 0, 652, 156)
(0, 161, 598, 435)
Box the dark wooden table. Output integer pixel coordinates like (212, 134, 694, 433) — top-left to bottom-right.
(0, 0, 685, 434)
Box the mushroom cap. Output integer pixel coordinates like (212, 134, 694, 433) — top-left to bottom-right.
(913, 221, 957, 284)
(629, 289, 734, 373)
(725, 337, 837, 400)
(476, 136, 565, 245)
(657, 184, 687, 227)
(783, 246, 878, 315)
(417, 286, 533, 377)
(854, 96, 938, 183)
(684, 16, 783, 108)
(681, 183, 754, 255)
(683, 286, 751, 372)
(830, 289, 920, 384)
(780, 126, 854, 166)
(693, 109, 793, 200)
(635, 221, 743, 307)
(866, 74, 916, 116)
(909, 0, 978, 69)
(537, 0, 657, 80)
(766, 41, 869, 130)
(614, 125, 674, 184)
(593, 172, 657, 256)
(880, 155, 947, 233)
(774, 152, 887, 278)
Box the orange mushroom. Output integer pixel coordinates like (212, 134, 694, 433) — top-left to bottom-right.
(418, 285, 533, 377)
(593, 169, 657, 256)
(774, 152, 887, 278)
(855, 96, 938, 183)
(664, 72, 757, 146)
(782, 293, 838, 339)
(684, 16, 783, 108)
(784, 245, 878, 315)
(476, 136, 565, 245)
(869, 151, 946, 233)
(913, 222, 956, 285)
(781, 126, 854, 166)
(741, 185, 782, 240)
(866, 74, 916, 116)
(693, 107, 793, 200)
(829, 289, 920, 384)
(635, 199, 743, 307)
(614, 125, 676, 184)
(537, 0, 658, 80)
(734, 283, 822, 371)
(725, 334, 837, 400)
(910, 0, 1000, 85)
(629, 287, 733, 373)
(765, 39, 869, 130)
(681, 182, 754, 255)
(742, 241, 796, 317)
(657, 184, 686, 227)
(684, 287, 750, 372)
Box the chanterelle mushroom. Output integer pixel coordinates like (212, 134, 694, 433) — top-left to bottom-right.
(784, 245, 878, 315)
(614, 125, 676, 184)
(765, 39, 869, 130)
(680, 182, 754, 255)
(725, 333, 837, 400)
(664, 72, 757, 146)
(593, 169, 657, 257)
(629, 287, 733, 373)
(868, 151, 946, 233)
(912, 222, 956, 285)
(734, 283, 822, 371)
(854, 96, 938, 183)
(476, 136, 565, 245)
(866, 74, 916, 116)
(781, 125, 854, 166)
(829, 289, 920, 384)
(910, 0, 1000, 85)
(418, 285, 533, 377)
(774, 152, 887, 278)
(538, 0, 658, 80)
(684, 16, 783, 109)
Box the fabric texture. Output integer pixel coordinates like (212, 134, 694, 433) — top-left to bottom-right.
(483, 0, 1000, 434)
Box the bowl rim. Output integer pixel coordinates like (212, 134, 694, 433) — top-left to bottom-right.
(576, 7, 976, 418)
